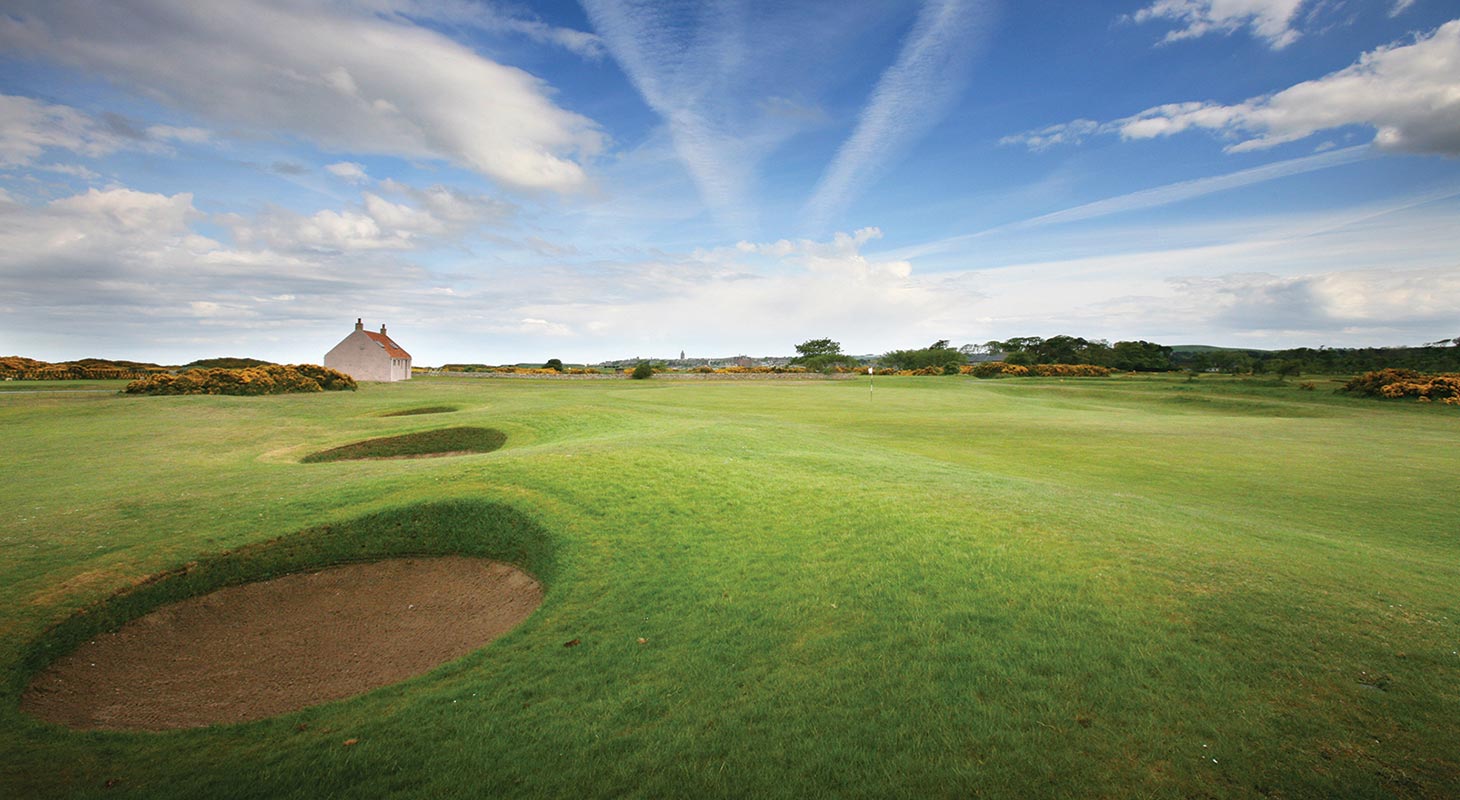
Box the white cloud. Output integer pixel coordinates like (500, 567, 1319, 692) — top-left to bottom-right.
(228, 207, 411, 253)
(325, 161, 370, 183)
(803, 0, 995, 232)
(223, 179, 512, 254)
(1170, 266, 1460, 334)
(904, 192, 1460, 346)
(524, 236, 578, 258)
(998, 119, 1101, 152)
(0, 184, 466, 361)
(732, 227, 912, 279)
(376, 179, 516, 225)
(0, 0, 604, 192)
(1005, 20, 1460, 156)
(1131, 0, 1306, 49)
(515, 318, 574, 336)
(505, 227, 965, 355)
(46, 187, 202, 234)
(146, 124, 210, 144)
(1390, 0, 1416, 17)
(0, 94, 128, 166)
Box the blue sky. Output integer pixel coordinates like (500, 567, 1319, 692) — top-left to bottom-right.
(2, 0, 1458, 365)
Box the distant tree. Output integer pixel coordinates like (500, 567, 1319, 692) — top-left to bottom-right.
(1269, 359, 1302, 381)
(794, 338, 842, 358)
(544, 358, 564, 372)
(998, 337, 1045, 359)
(631, 362, 654, 380)
(1035, 335, 1087, 364)
(881, 340, 967, 372)
(790, 338, 858, 372)
(1207, 350, 1252, 374)
(1111, 340, 1173, 372)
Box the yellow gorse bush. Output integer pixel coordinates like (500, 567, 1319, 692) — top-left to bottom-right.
(1342, 370, 1460, 404)
(123, 365, 356, 396)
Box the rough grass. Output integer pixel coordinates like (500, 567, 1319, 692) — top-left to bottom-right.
(300, 426, 506, 462)
(2, 374, 1457, 799)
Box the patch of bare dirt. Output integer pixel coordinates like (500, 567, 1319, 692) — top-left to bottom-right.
(22, 556, 542, 731)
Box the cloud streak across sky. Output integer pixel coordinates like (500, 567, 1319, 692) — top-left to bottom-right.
(802, 0, 994, 233)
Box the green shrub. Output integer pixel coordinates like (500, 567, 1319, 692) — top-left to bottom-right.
(631, 362, 654, 380)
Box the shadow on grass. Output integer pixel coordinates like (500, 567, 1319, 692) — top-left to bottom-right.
(14, 500, 558, 706)
(301, 427, 506, 462)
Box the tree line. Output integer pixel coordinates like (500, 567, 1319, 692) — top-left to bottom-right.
(788, 335, 1460, 375)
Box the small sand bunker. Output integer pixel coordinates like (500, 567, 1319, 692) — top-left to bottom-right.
(22, 556, 541, 731)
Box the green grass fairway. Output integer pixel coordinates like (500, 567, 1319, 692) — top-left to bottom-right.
(2, 375, 1457, 798)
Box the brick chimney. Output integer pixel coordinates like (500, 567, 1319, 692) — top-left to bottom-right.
(354, 318, 363, 331)
(380, 324, 388, 336)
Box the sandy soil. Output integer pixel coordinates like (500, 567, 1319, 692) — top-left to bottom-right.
(21, 556, 542, 731)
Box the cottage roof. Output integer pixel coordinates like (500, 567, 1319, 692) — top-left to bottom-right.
(364, 330, 411, 359)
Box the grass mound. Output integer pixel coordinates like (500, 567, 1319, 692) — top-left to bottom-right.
(379, 405, 459, 417)
(301, 426, 506, 462)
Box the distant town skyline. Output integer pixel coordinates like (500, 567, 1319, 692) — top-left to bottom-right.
(2, 1, 1458, 365)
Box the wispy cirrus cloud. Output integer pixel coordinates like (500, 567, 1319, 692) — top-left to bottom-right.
(359, 0, 606, 59)
(1010, 145, 1371, 229)
(802, 0, 995, 233)
(581, 1, 929, 233)
(1003, 20, 1460, 156)
(581, 0, 783, 231)
(893, 146, 1373, 261)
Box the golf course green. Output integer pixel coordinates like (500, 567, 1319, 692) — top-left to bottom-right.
(2, 373, 1456, 798)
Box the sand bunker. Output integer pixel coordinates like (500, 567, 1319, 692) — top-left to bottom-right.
(22, 556, 542, 731)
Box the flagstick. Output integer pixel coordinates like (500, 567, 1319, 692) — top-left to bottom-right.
(868, 366, 874, 400)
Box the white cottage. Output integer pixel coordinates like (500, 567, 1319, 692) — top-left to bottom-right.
(324, 319, 412, 382)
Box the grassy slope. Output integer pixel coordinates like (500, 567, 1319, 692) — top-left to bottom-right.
(1, 375, 1457, 799)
